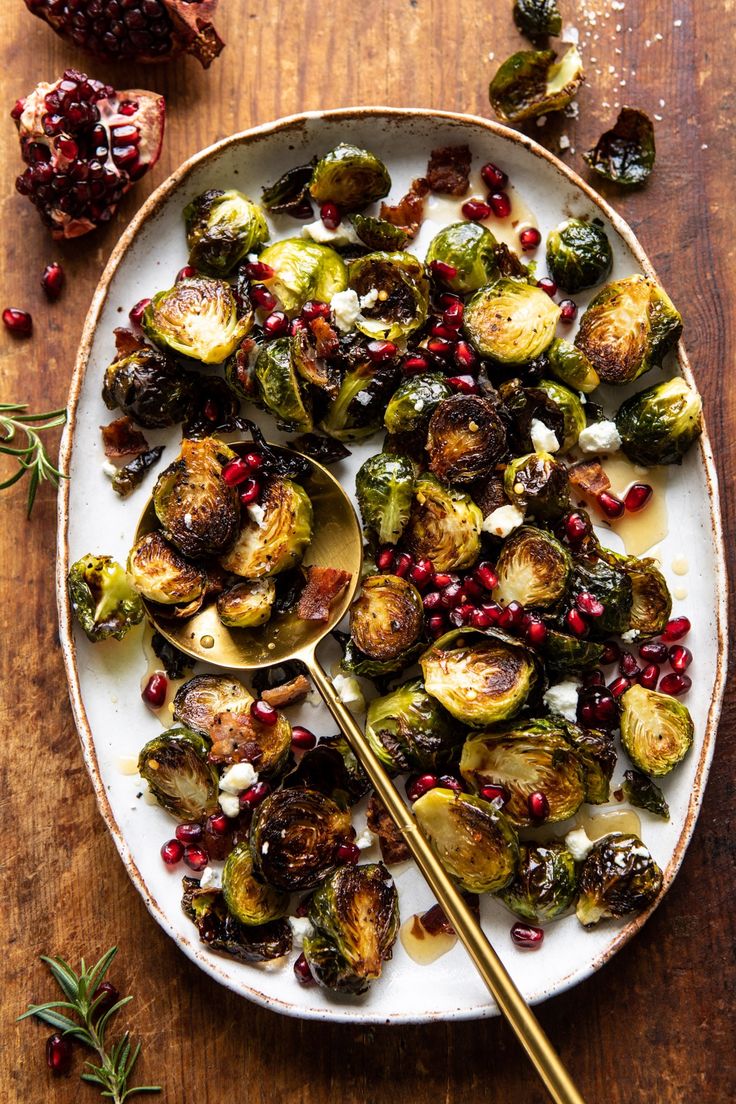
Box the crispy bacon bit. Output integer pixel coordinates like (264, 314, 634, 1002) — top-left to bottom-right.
(426, 145, 472, 196)
(261, 674, 311, 708)
(379, 177, 429, 238)
(296, 566, 351, 622)
(367, 793, 411, 864)
(113, 326, 145, 357)
(309, 315, 340, 358)
(208, 711, 264, 766)
(100, 415, 148, 458)
(568, 459, 611, 497)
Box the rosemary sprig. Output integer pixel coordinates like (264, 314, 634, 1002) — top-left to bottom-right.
(18, 946, 160, 1103)
(0, 401, 67, 516)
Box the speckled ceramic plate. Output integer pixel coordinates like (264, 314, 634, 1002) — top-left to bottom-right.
(57, 108, 727, 1023)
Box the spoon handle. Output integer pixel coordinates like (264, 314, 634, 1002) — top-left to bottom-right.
(304, 651, 586, 1104)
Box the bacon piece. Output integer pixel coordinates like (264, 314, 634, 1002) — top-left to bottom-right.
(426, 145, 472, 195)
(113, 326, 145, 356)
(367, 793, 410, 864)
(296, 566, 351, 622)
(100, 415, 149, 458)
(379, 177, 429, 238)
(208, 711, 264, 766)
(309, 315, 340, 358)
(568, 459, 611, 497)
(261, 674, 311, 708)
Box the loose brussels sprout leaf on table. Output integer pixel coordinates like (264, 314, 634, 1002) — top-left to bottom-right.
(220, 478, 313, 578)
(492, 526, 572, 609)
(504, 452, 570, 521)
(498, 841, 577, 923)
(584, 108, 656, 187)
(309, 144, 392, 211)
(254, 337, 313, 431)
(355, 452, 414, 546)
(414, 788, 519, 894)
(426, 395, 508, 484)
(405, 475, 483, 571)
(258, 239, 347, 314)
(545, 218, 613, 294)
(621, 769, 670, 820)
(615, 377, 703, 466)
(304, 863, 399, 994)
(138, 727, 220, 821)
(222, 842, 289, 925)
(285, 733, 370, 808)
(365, 677, 461, 774)
(102, 341, 198, 428)
(250, 788, 352, 891)
(216, 578, 276, 628)
(184, 189, 269, 277)
(143, 276, 252, 364)
(173, 674, 254, 738)
(182, 877, 293, 963)
(112, 445, 165, 498)
(536, 379, 586, 452)
(546, 338, 601, 394)
(67, 553, 144, 642)
(261, 160, 316, 216)
(489, 46, 584, 124)
(425, 222, 499, 294)
(619, 683, 694, 776)
(127, 531, 206, 611)
(513, 0, 561, 38)
(347, 252, 430, 341)
(349, 574, 424, 662)
(351, 214, 410, 252)
(576, 833, 663, 927)
(321, 357, 400, 441)
(383, 373, 452, 437)
(463, 279, 560, 364)
(153, 437, 239, 559)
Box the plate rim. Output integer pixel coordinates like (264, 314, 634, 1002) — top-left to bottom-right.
(55, 105, 729, 1024)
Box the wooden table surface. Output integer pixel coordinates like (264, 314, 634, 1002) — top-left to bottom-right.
(1, 1, 733, 1101)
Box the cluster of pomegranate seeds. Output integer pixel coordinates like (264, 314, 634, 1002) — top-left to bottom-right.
(41, 261, 65, 299)
(222, 451, 263, 506)
(141, 671, 167, 708)
(46, 1032, 73, 1075)
(291, 725, 317, 751)
(2, 308, 33, 336)
(584, 616, 694, 698)
(510, 922, 544, 949)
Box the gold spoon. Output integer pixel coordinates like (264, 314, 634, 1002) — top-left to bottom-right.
(138, 444, 585, 1104)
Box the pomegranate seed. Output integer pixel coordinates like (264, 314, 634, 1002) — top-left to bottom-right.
(11, 99, 24, 121)
(410, 559, 434, 588)
(584, 669, 605, 686)
(46, 1033, 73, 1075)
(481, 162, 508, 189)
(41, 262, 65, 300)
(183, 845, 209, 872)
(294, 953, 314, 985)
(403, 353, 431, 376)
(2, 307, 32, 336)
(222, 457, 251, 486)
(238, 478, 261, 505)
(450, 602, 475, 627)
(92, 981, 119, 1018)
(669, 645, 693, 672)
(176, 265, 196, 282)
(251, 284, 277, 311)
(367, 339, 397, 362)
(429, 259, 458, 281)
(462, 198, 492, 220)
(394, 552, 413, 578)
(208, 811, 229, 835)
(564, 512, 590, 544)
(519, 226, 542, 251)
(510, 922, 544, 949)
(470, 608, 491, 629)
(608, 676, 632, 698)
(525, 618, 548, 646)
(438, 774, 464, 793)
(243, 451, 263, 471)
(336, 841, 360, 864)
(578, 687, 618, 728)
(427, 337, 453, 358)
(566, 608, 589, 637)
(537, 276, 557, 297)
(619, 651, 641, 677)
(263, 310, 289, 337)
(128, 297, 150, 328)
(427, 614, 446, 638)
(58, 136, 79, 160)
(499, 601, 525, 629)
(528, 791, 549, 822)
(624, 482, 653, 512)
(423, 590, 442, 611)
(480, 784, 508, 805)
(443, 299, 464, 327)
(376, 547, 396, 572)
(433, 572, 455, 588)
(245, 261, 275, 281)
(142, 672, 167, 708)
(464, 578, 484, 600)
(299, 300, 331, 323)
(639, 641, 668, 663)
(430, 321, 458, 340)
(161, 839, 183, 865)
(639, 663, 660, 690)
(447, 373, 479, 394)
(662, 616, 691, 641)
(559, 298, 578, 323)
(406, 773, 438, 801)
(488, 191, 512, 218)
(320, 202, 341, 229)
(251, 700, 279, 726)
(601, 640, 621, 665)
(175, 822, 203, 845)
(291, 725, 317, 751)
(440, 582, 465, 608)
(454, 341, 479, 371)
(475, 563, 498, 591)
(239, 781, 271, 808)
(576, 592, 605, 618)
(203, 398, 219, 422)
(598, 491, 625, 519)
(659, 672, 692, 696)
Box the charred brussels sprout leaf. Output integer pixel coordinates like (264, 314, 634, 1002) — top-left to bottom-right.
(321, 358, 400, 441)
(615, 378, 703, 466)
(184, 189, 269, 276)
(351, 214, 409, 252)
(365, 678, 461, 774)
(426, 396, 508, 484)
(536, 379, 586, 452)
(304, 863, 399, 994)
(619, 683, 694, 776)
(216, 578, 276, 628)
(127, 531, 206, 609)
(621, 769, 670, 820)
(143, 277, 252, 364)
(384, 373, 452, 436)
(292, 326, 341, 401)
(102, 344, 196, 428)
(575, 274, 683, 385)
(546, 338, 600, 394)
(562, 723, 616, 804)
(138, 727, 219, 820)
(348, 251, 429, 340)
(285, 733, 370, 807)
(261, 160, 316, 215)
(576, 833, 662, 927)
(513, 0, 562, 38)
(546, 218, 613, 294)
(67, 553, 144, 642)
(153, 437, 239, 558)
(290, 433, 350, 466)
(220, 477, 312, 578)
(493, 526, 572, 609)
(112, 445, 164, 498)
(425, 222, 499, 293)
(250, 788, 352, 891)
(349, 574, 424, 662)
(504, 452, 570, 520)
(173, 674, 253, 738)
(464, 278, 560, 364)
(309, 144, 391, 212)
(584, 108, 656, 187)
(222, 843, 289, 925)
(340, 637, 423, 679)
(182, 878, 293, 963)
(405, 474, 483, 571)
(569, 556, 632, 636)
(421, 628, 539, 726)
(355, 452, 414, 546)
(259, 239, 347, 314)
(254, 337, 312, 431)
(489, 46, 584, 124)
(539, 629, 606, 675)
(499, 841, 577, 922)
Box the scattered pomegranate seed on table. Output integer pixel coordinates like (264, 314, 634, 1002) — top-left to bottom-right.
(402, 353, 431, 375)
(291, 725, 317, 751)
(510, 922, 544, 949)
(426, 336, 453, 358)
(453, 341, 478, 371)
(430, 321, 457, 340)
(442, 299, 464, 327)
(2, 307, 33, 336)
(161, 839, 183, 865)
(427, 614, 446, 637)
(142, 671, 167, 708)
(470, 608, 492, 629)
(519, 226, 542, 251)
(438, 775, 463, 793)
(409, 559, 434, 588)
(46, 1033, 73, 1075)
(525, 617, 548, 646)
(559, 298, 578, 323)
(92, 981, 120, 1017)
(601, 640, 621, 665)
(564, 512, 590, 544)
(481, 162, 508, 189)
(488, 191, 512, 218)
(41, 261, 64, 299)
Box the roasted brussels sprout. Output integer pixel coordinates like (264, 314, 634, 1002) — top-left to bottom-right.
(619, 683, 694, 776)
(182, 878, 293, 963)
(365, 678, 461, 774)
(546, 337, 600, 394)
(413, 788, 519, 894)
(576, 833, 663, 927)
(584, 108, 656, 187)
(615, 377, 703, 466)
(138, 727, 219, 821)
(575, 275, 683, 385)
(261, 159, 316, 215)
(304, 863, 399, 994)
(349, 574, 424, 662)
(540, 629, 606, 675)
(562, 723, 616, 804)
(504, 452, 570, 521)
(623, 556, 672, 638)
(489, 46, 584, 124)
(352, 214, 409, 252)
(309, 144, 392, 212)
(460, 718, 586, 826)
(405, 475, 483, 572)
(569, 556, 632, 637)
(355, 452, 414, 546)
(321, 358, 400, 441)
(259, 239, 347, 314)
(216, 579, 276, 628)
(127, 531, 206, 610)
(621, 769, 670, 820)
(425, 222, 499, 293)
(384, 373, 452, 436)
(499, 841, 577, 922)
(513, 0, 561, 37)
(347, 252, 430, 340)
(250, 788, 351, 891)
(67, 553, 144, 642)
(291, 326, 341, 401)
(421, 628, 539, 726)
(222, 843, 289, 925)
(545, 219, 613, 294)
(253, 337, 312, 431)
(143, 277, 252, 364)
(184, 190, 269, 276)
(220, 478, 313, 578)
(463, 279, 560, 364)
(102, 344, 196, 428)
(426, 396, 508, 484)
(285, 733, 370, 808)
(153, 437, 239, 559)
(536, 379, 586, 453)
(173, 674, 253, 737)
(493, 526, 571, 609)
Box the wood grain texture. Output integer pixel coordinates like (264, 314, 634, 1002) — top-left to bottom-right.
(1, 2, 734, 1101)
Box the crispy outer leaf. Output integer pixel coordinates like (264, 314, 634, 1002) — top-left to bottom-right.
(584, 108, 656, 186)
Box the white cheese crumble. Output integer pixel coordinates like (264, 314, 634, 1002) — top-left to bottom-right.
(620, 629, 638, 643)
(247, 502, 266, 529)
(288, 916, 314, 948)
(543, 680, 581, 723)
(199, 866, 222, 890)
(332, 673, 366, 713)
(559, 135, 571, 151)
(302, 219, 360, 247)
(359, 288, 380, 310)
(220, 761, 259, 794)
(565, 826, 594, 862)
(530, 418, 560, 454)
(101, 460, 117, 479)
(482, 504, 525, 539)
(355, 825, 376, 851)
(330, 288, 361, 333)
(355, 390, 372, 406)
(261, 841, 270, 854)
(577, 420, 622, 455)
(561, 23, 579, 44)
(218, 792, 241, 818)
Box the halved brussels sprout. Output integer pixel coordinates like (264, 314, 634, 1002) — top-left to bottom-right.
(576, 833, 663, 927)
(562, 723, 616, 804)
(539, 629, 606, 675)
(285, 733, 370, 808)
(321, 358, 400, 441)
(574, 274, 683, 385)
(250, 788, 352, 891)
(309, 144, 392, 212)
(143, 277, 252, 364)
(493, 526, 572, 609)
(384, 373, 452, 436)
(355, 452, 414, 546)
(292, 326, 341, 400)
(184, 189, 269, 277)
(623, 556, 672, 638)
(546, 337, 600, 394)
(463, 279, 560, 364)
(421, 628, 539, 726)
(365, 678, 461, 774)
(619, 683, 694, 776)
(413, 788, 519, 894)
(569, 556, 632, 637)
(498, 841, 577, 923)
(349, 574, 424, 661)
(489, 46, 584, 124)
(536, 379, 586, 453)
(584, 108, 656, 187)
(545, 219, 613, 294)
(621, 769, 670, 820)
(425, 222, 499, 293)
(102, 344, 196, 428)
(253, 337, 312, 431)
(138, 727, 219, 821)
(405, 475, 483, 572)
(222, 842, 289, 925)
(304, 863, 399, 994)
(220, 478, 313, 578)
(504, 452, 570, 520)
(426, 396, 508, 484)
(615, 377, 703, 466)
(460, 718, 586, 826)
(182, 877, 293, 963)
(513, 0, 561, 37)
(352, 214, 409, 252)
(127, 531, 206, 614)
(67, 553, 144, 642)
(259, 239, 347, 314)
(216, 579, 276, 628)
(153, 437, 239, 559)
(346, 252, 430, 342)
(173, 674, 254, 737)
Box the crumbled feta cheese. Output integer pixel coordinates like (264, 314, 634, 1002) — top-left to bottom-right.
(218, 792, 241, 818)
(261, 841, 270, 854)
(220, 761, 259, 794)
(199, 866, 222, 890)
(673, 18, 682, 26)
(359, 288, 380, 310)
(355, 390, 372, 406)
(531, 418, 560, 454)
(561, 24, 579, 44)
(414, 398, 425, 412)
(577, 420, 622, 455)
(247, 502, 266, 529)
(354, 825, 376, 851)
(566, 826, 594, 862)
(620, 629, 638, 643)
(482, 504, 525, 539)
(559, 135, 571, 151)
(332, 673, 366, 713)
(302, 219, 360, 247)
(289, 915, 314, 948)
(543, 680, 581, 723)
(330, 288, 361, 332)
(536, 115, 548, 128)
(101, 460, 117, 479)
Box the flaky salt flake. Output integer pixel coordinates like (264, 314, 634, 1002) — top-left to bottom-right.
(654, 114, 663, 121)
(674, 18, 682, 26)
(559, 135, 571, 150)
